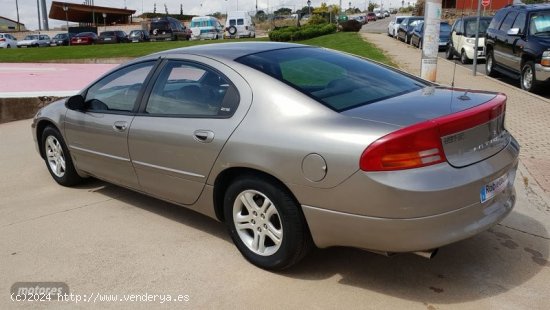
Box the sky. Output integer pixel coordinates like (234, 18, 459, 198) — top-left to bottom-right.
(2, 0, 415, 31)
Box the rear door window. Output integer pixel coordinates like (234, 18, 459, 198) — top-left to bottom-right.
(500, 12, 518, 32)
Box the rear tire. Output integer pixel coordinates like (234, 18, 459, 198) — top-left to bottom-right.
(521, 61, 539, 92)
(41, 126, 85, 187)
(224, 175, 312, 270)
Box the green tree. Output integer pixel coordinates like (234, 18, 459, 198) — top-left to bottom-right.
(368, 3, 379, 12)
(274, 7, 292, 16)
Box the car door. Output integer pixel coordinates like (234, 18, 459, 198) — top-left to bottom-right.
(128, 57, 252, 205)
(509, 12, 527, 72)
(64, 60, 158, 189)
(497, 11, 519, 70)
(451, 19, 462, 51)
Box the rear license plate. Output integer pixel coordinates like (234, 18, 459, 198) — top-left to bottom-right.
(132, 39, 139, 43)
(480, 173, 508, 203)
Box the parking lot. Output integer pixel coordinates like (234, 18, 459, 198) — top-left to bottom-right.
(1, 16, 550, 309)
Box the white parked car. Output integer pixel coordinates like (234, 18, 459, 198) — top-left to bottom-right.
(17, 34, 51, 47)
(190, 16, 224, 40)
(224, 11, 256, 38)
(388, 16, 406, 37)
(0, 33, 17, 48)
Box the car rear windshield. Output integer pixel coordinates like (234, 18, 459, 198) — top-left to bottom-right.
(236, 47, 427, 112)
(101, 31, 114, 36)
(151, 21, 170, 30)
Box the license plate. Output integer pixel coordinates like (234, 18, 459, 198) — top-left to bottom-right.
(480, 173, 508, 203)
(105, 38, 111, 41)
(132, 39, 139, 43)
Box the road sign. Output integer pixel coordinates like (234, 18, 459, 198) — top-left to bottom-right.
(482, 0, 490, 7)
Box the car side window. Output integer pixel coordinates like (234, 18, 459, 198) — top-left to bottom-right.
(145, 60, 239, 117)
(500, 12, 518, 32)
(85, 61, 155, 113)
(453, 20, 462, 33)
(237, 19, 244, 25)
(512, 13, 526, 34)
(489, 10, 507, 30)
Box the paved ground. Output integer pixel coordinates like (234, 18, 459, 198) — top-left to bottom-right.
(1, 31, 550, 309)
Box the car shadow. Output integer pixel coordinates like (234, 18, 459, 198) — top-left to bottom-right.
(283, 210, 549, 304)
(76, 180, 548, 304)
(74, 179, 230, 242)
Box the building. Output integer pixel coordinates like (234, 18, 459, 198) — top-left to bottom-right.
(0, 16, 26, 32)
(444, 0, 513, 10)
(48, 1, 136, 26)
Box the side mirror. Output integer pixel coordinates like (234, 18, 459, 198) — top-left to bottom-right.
(66, 95, 86, 111)
(507, 28, 520, 36)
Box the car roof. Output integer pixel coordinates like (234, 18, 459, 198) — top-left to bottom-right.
(460, 16, 492, 21)
(154, 42, 311, 61)
(504, 3, 550, 11)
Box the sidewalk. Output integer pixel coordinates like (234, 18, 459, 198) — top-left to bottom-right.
(362, 33, 550, 201)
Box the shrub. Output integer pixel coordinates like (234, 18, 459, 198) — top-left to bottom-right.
(340, 20, 362, 32)
(269, 23, 337, 42)
(307, 14, 328, 25)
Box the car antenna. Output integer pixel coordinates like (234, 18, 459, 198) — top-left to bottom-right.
(451, 7, 467, 89)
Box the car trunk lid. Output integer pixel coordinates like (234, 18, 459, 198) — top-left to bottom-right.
(344, 87, 510, 168)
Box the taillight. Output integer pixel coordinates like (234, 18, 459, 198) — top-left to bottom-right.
(360, 93, 506, 171)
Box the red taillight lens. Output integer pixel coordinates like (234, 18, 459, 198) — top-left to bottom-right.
(360, 121, 445, 171)
(360, 94, 506, 171)
(0, 38, 5, 42)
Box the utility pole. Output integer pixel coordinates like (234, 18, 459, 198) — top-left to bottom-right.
(36, 0, 41, 31)
(40, 0, 49, 29)
(15, 0, 21, 31)
(472, 0, 483, 76)
(420, 0, 442, 82)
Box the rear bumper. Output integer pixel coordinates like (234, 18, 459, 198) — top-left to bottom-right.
(297, 136, 519, 252)
(302, 182, 515, 252)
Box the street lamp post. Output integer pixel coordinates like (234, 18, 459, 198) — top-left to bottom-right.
(63, 4, 70, 45)
(102, 13, 107, 31)
(307, 0, 311, 16)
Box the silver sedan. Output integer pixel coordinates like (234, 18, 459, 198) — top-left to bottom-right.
(32, 42, 520, 269)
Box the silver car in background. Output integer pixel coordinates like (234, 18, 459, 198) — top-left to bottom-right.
(17, 34, 51, 47)
(32, 42, 519, 270)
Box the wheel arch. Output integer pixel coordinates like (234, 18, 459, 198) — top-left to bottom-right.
(36, 119, 62, 159)
(212, 167, 301, 223)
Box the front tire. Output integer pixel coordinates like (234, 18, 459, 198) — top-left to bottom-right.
(521, 61, 539, 92)
(224, 175, 312, 270)
(41, 126, 85, 186)
(486, 49, 499, 77)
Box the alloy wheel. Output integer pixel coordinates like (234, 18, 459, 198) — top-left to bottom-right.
(523, 65, 533, 90)
(232, 190, 283, 256)
(45, 136, 66, 178)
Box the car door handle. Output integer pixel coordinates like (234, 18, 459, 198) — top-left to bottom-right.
(113, 121, 128, 132)
(193, 130, 215, 143)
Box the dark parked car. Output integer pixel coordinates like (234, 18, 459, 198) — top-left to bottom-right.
(50, 33, 73, 46)
(410, 21, 452, 50)
(98, 31, 129, 44)
(367, 12, 377, 22)
(149, 16, 191, 41)
(71, 32, 98, 45)
(397, 17, 424, 43)
(485, 3, 550, 92)
(128, 30, 150, 42)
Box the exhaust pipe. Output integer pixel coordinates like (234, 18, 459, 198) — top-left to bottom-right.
(412, 248, 439, 259)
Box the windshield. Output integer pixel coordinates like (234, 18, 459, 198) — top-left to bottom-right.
(24, 35, 38, 40)
(236, 47, 427, 112)
(530, 12, 550, 36)
(464, 18, 491, 37)
(101, 32, 114, 36)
